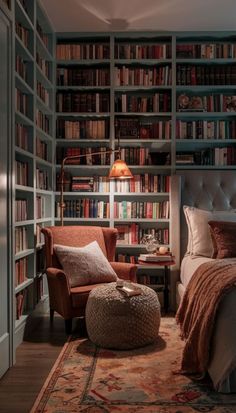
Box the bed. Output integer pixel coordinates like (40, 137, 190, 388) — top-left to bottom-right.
(176, 170, 236, 393)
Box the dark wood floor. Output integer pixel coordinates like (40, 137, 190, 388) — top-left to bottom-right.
(0, 306, 86, 413)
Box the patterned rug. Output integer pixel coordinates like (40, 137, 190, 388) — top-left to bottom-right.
(30, 317, 236, 413)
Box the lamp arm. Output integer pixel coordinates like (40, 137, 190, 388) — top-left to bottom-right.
(59, 148, 121, 226)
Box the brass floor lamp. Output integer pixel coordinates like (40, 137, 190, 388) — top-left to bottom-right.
(59, 148, 133, 225)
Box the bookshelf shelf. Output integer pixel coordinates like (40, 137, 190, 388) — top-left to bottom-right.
(15, 249, 35, 260)
(15, 278, 34, 294)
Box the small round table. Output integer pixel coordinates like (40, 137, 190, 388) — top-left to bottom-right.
(85, 282, 161, 350)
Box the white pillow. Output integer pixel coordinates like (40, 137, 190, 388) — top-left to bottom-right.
(183, 206, 236, 257)
(54, 241, 117, 287)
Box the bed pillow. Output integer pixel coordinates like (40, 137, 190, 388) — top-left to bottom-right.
(183, 206, 236, 257)
(208, 221, 236, 259)
(54, 241, 117, 287)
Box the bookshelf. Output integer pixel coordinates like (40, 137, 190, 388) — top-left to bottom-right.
(13, 0, 54, 348)
(175, 33, 236, 169)
(55, 34, 174, 306)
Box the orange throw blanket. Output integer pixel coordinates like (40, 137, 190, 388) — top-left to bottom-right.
(176, 259, 236, 375)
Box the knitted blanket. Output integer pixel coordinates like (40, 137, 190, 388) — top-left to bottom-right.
(176, 258, 236, 375)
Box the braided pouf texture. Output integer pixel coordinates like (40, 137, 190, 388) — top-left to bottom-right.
(85, 282, 161, 349)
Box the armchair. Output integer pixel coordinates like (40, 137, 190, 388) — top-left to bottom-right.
(41, 226, 137, 334)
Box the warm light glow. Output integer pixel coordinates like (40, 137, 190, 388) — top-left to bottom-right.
(108, 159, 133, 179)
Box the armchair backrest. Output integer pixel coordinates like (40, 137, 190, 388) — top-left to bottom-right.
(42, 226, 118, 268)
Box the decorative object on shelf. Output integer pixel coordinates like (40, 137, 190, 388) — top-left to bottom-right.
(159, 246, 169, 255)
(140, 234, 160, 253)
(59, 146, 133, 225)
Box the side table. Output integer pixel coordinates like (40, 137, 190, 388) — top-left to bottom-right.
(138, 257, 175, 312)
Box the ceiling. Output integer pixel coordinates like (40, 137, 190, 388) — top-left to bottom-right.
(40, 0, 236, 33)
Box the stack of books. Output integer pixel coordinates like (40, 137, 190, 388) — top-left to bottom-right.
(71, 176, 94, 192)
(116, 281, 142, 297)
(138, 253, 173, 263)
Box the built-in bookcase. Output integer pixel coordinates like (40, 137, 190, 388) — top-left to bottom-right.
(55, 32, 236, 306)
(13, 0, 54, 348)
(55, 34, 175, 306)
(175, 34, 236, 169)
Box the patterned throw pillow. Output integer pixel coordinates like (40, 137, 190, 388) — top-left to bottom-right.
(208, 221, 236, 259)
(54, 241, 117, 287)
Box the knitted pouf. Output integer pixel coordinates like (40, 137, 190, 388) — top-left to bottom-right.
(85, 282, 161, 349)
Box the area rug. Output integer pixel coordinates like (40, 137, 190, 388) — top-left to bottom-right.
(30, 317, 236, 413)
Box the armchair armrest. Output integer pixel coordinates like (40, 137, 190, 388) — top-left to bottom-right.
(46, 267, 73, 318)
(110, 261, 137, 283)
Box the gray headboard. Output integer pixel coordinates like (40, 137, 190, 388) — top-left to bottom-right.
(177, 170, 236, 260)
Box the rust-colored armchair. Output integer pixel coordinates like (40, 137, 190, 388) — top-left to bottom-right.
(41, 226, 137, 334)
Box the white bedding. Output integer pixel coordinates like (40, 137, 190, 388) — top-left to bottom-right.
(180, 255, 214, 287)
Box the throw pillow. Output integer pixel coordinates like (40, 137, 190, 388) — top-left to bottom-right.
(54, 241, 117, 287)
(208, 221, 236, 259)
(183, 206, 236, 257)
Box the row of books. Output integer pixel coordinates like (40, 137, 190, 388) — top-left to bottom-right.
(15, 160, 28, 186)
(176, 120, 236, 140)
(177, 147, 236, 166)
(36, 137, 48, 161)
(56, 92, 110, 113)
(114, 200, 170, 219)
(116, 224, 169, 245)
(15, 89, 28, 117)
(36, 196, 45, 219)
(15, 199, 27, 221)
(36, 224, 44, 245)
(55, 200, 110, 218)
(15, 227, 28, 253)
(114, 44, 172, 60)
(116, 148, 170, 166)
(36, 20, 49, 49)
(176, 64, 236, 86)
(177, 94, 236, 112)
(56, 119, 109, 140)
(16, 291, 26, 320)
(56, 174, 110, 192)
(57, 173, 170, 193)
(116, 118, 171, 140)
(114, 174, 170, 193)
(56, 147, 110, 165)
(115, 93, 171, 113)
(16, 123, 29, 151)
(15, 22, 29, 50)
(36, 52, 50, 80)
(37, 81, 50, 106)
(16, 55, 27, 83)
(36, 168, 49, 190)
(15, 258, 27, 287)
(137, 274, 164, 286)
(36, 109, 50, 134)
(114, 65, 172, 86)
(57, 67, 110, 87)
(176, 43, 236, 59)
(56, 43, 110, 60)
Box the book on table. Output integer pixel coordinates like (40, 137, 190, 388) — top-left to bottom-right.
(138, 253, 173, 262)
(116, 282, 142, 297)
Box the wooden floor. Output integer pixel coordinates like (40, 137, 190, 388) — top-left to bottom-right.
(0, 306, 86, 413)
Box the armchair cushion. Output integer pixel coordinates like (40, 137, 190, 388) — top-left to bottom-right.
(54, 241, 117, 287)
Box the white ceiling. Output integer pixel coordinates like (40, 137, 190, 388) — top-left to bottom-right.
(40, 0, 236, 33)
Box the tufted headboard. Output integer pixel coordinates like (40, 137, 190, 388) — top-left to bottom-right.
(177, 170, 236, 260)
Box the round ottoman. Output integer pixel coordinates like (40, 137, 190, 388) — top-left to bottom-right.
(85, 282, 161, 349)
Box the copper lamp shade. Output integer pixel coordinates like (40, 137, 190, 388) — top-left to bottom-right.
(108, 159, 133, 179)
